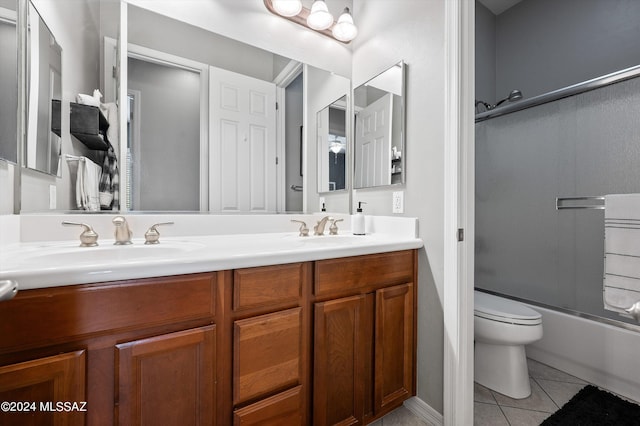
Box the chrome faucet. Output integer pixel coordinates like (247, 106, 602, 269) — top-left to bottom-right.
(62, 221, 99, 247)
(144, 222, 174, 244)
(313, 216, 333, 236)
(112, 216, 133, 245)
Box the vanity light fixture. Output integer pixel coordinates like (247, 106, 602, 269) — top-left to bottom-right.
(307, 0, 333, 30)
(332, 7, 357, 42)
(263, 0, 358, 43)
(271, 0, 303, 17)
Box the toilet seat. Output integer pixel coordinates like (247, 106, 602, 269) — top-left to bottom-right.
(475, 291, 542, 326)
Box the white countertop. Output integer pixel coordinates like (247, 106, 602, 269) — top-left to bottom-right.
(0, 215, 422, 290)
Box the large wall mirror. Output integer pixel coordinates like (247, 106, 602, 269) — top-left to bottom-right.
(353, 61, 405, 189)
(25, 0, 62, 176)
(11, 1, 352, 214)
(0, 0, 17, 164)
(124, 4, 351, 213)
(317, 96, 347, 193)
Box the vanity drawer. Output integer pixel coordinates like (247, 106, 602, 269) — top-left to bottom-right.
(233, 308, 302, 405)
(0, 273, 217, 353)
(233, 263, 303, 312)
(314, 250, 415, 297)
(233, 385, 303, 426)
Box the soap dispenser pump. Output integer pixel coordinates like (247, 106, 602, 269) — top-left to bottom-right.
(352, 202, 366, 235)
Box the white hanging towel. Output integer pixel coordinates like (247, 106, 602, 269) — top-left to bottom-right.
(73, 157, 102, 212)
(604, 194, 640, 321)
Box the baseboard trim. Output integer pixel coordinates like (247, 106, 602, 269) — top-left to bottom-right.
(403, 397, 443, 426)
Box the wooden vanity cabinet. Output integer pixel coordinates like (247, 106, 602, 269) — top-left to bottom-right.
(229, 263, 310, 426)
(0, 272, 218, 426)
(0, 250, 416, 426)
(313, 250, 417, 425)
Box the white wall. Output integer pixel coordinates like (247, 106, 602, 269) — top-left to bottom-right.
(352, 0, 446, 413)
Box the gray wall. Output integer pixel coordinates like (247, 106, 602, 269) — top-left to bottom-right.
(477, 0, 640, 102)
(128, 57, 200, 211)
(475, 76, 640, 325)
(475, 1, 495, 105)
(128, 5, 279, 83)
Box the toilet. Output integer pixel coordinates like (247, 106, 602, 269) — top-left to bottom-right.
(474, 290, 543, 399)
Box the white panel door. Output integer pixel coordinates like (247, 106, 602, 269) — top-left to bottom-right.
(210, 66, 276, 212)
(354, 93, 393, 188)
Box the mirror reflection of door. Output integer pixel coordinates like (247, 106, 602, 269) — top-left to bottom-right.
(209, 66, 277, 212)
(127, 57, 201, 211)
(354, 92, 393, 188)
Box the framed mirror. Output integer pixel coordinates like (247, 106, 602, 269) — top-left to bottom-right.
(0, 0, 17, 164)
(353, 61, 405, 189)
(124, 4, 351, 214)
(24, 0, 62, 176)
(317, 95, 347, 193)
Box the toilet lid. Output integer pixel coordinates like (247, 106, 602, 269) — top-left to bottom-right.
(474, 291, 542, 325)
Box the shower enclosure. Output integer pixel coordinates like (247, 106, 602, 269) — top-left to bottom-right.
(474, 0, 640, 329)
(475, 69, 640, 328)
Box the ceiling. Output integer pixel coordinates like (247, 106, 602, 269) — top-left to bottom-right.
(478, 0, 524, 15)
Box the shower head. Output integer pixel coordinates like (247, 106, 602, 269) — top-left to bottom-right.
(494, 89, 523, 107)
(475, 90, 523, 114)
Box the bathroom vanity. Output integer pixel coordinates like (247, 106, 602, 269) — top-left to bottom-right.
(0, 215, 421, 426)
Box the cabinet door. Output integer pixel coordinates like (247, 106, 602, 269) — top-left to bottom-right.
(374, 283, 414, 413)
(115, 325, 215, 426)
(0, 350, 86, 426)
(314, 294, 371, 426)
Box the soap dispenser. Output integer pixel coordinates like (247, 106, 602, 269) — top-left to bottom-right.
(352, 202, 366, 235)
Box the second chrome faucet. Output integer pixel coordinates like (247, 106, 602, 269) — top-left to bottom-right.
(112, 216, 133, 245)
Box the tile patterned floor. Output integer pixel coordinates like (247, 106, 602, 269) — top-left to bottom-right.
(369, 406, 431, 426)
(474, 358, 589, 425)
(369, 358, 638, 425)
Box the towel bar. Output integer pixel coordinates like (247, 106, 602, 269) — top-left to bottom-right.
(556, 196, 605, 210)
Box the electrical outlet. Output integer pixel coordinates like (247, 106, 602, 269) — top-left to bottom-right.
(392, 191, 404, 214)
(319, 197, 326, 212)
(49, 185, 57, 209)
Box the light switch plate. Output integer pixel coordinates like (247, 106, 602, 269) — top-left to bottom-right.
(319, 196, 325, 212)
(392, 191, 404, 214)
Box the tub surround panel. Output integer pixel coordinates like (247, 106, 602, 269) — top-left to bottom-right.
(525, 304, 640, 404)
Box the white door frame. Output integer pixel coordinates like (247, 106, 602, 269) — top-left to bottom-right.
(125, 43, 210, 211)
(443, 1, 475, 425)
(273, 60, 303, 212)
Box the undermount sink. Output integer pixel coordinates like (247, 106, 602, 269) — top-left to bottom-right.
(25, 241, 205, 265)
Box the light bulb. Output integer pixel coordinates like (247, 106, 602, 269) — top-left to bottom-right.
(271, 0, 302, 17)
(332, 7, 357, 42)
(307, 0, 334, 31)
(330, 141, 343, 154)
